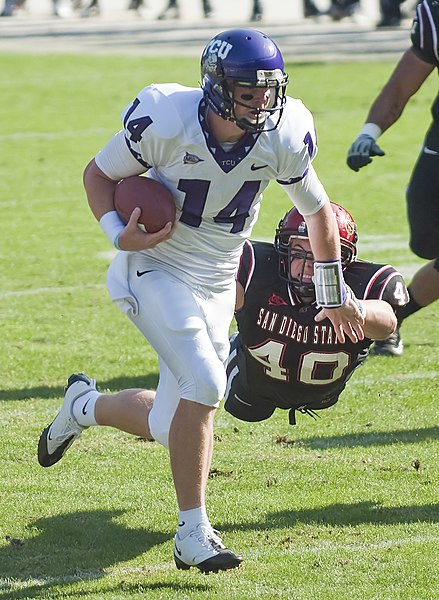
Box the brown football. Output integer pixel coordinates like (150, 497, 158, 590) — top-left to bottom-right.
(114, 176, 176, 233)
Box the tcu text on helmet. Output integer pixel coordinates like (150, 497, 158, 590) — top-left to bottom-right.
(203, 39, 233, 66)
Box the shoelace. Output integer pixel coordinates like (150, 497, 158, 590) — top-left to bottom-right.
(54, 418, 82, 441)
(210, 528, 225, 550)
(189, 525, 224, 552)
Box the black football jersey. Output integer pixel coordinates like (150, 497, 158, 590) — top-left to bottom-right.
(410, 0, 439, 121)
(234, 240, 408, 409)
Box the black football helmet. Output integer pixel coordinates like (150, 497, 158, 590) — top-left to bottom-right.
(275, 202, 358, 297)
(200, 28, 288, 132)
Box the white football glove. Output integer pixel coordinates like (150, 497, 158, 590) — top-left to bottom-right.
(347, 134, 385, 172)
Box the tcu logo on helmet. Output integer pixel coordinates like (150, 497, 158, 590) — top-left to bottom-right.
(202, 39, 233, 73)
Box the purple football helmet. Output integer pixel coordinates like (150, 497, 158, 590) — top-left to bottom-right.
(200, 29, 288, 132)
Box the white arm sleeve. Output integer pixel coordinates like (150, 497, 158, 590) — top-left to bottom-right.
(280, 165, 328, 216)
(95, 131, 147, 181)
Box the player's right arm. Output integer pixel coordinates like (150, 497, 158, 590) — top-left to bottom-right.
(364, 49, 433, 133)
(347, 49, 434, 171)
(83, 152, 172, 252)
(84, 85, 183, 251)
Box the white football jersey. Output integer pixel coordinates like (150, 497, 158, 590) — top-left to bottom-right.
(96, 83, 324, 291)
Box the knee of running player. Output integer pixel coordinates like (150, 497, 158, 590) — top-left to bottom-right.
(179, 355, 227, 407)
(409, 231, 439, 260)
(148, 363, 226, 449)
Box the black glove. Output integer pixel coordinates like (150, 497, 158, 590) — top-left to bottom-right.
(347, 134, 385, 172)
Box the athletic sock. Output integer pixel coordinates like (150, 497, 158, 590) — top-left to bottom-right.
(72, 391, 100, 426)
(398, 286, 423, 323)
(177, 506, 209, 537)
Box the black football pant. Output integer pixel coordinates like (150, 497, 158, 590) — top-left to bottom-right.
(406, 121, 439, 260)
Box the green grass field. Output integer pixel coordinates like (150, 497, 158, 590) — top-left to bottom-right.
(0, 53, 438, 599)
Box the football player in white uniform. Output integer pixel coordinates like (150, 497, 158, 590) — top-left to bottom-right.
(38, 28, 365, 573)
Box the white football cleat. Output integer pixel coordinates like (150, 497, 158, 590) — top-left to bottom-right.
(38, 373, 96, 467)
(174, 523, 242, 573)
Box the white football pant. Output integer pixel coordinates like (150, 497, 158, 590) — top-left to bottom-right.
(127, 267, 234, 448)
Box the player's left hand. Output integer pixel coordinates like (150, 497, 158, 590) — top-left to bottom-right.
(315, 293, 365, 344)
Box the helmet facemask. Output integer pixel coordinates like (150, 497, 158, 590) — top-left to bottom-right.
(276, 235, 316, 298)
(223, 70, 288, 132)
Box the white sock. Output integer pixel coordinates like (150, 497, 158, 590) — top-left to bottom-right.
(177, 506, 209, 536)
(72, 391, 100, 426)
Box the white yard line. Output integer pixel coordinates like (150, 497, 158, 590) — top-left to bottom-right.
(0, 234, 424, 299)
(351, 371, 439, 384)
(0, 284, 105, 299)
(1, 534, 436, 591)
(0, 128, 113, 141)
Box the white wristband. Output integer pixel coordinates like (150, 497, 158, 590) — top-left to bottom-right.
(99, 211, 125, 249)
(313, 260, 347, 307)
(359, 123, 382, 141)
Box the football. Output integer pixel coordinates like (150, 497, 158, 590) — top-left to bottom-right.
(114, 176, 176, 233)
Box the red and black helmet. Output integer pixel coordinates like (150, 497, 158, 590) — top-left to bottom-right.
(274, 202, 358, 296)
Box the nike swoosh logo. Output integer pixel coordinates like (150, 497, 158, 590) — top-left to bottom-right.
(178, 521, 185, 527)
(175, 545, 182, 556)
(136, 269, 152, 277)
(235, 394, 252, 406)
(250, 163, 268, 171)
(82, 399, 90, 415)
(423, 146, 439, 155)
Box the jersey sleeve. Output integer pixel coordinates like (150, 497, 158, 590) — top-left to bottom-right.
(236, 239, 256, 293)
(95, 130, 146, 180)
(410, 1, 439, 66)
(363, 265, 409, 308)
(120, 84, 186, 170)
(275, 98, 318, 185)
(279, 165, 327, 216)
(273, 98, 326, 216)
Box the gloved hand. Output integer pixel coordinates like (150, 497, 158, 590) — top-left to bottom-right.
(347, 134, 385, 172)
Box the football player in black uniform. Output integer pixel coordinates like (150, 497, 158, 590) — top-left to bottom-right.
(225, 203, 409, 426)
(347, 0, 439, 356)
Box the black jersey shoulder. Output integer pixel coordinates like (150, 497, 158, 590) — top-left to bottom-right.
(410, 1, 439, 66)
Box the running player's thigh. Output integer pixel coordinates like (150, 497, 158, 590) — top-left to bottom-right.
(407, 133, 439, 258)
(129, 270, 226, 403)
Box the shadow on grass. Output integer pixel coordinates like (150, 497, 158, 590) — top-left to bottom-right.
(0, 509, 183, 599)
(295, 426, 439, 449)
(0, 581, 212, 600)
(256, 501, 439, 529)
(0, 374, 159, 402)
(1, 501, 436, 598)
